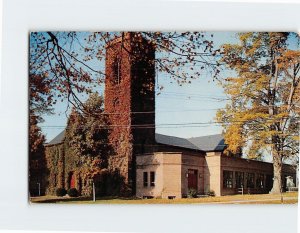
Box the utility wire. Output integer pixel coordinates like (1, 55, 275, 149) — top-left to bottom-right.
(39, 118, 300, 129)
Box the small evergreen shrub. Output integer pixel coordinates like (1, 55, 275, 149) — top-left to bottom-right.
(187, 188, 197, 198)
(208, 190, 215, 197)
(204, 190, 215, 197)
(68, 188, 79, 197)
(56, 188, 67, 197)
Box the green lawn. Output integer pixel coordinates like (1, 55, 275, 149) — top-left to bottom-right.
(30, 192, 298, 204)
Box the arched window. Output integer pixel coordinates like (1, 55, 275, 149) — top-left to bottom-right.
(112, 56, 122, 84)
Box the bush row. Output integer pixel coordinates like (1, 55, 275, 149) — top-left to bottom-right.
(56, 188, 79, 197)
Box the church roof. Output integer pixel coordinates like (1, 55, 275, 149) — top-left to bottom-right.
(155, 133, 226, 152)
(187, 134, 226, 152)
(45, 130, 65, 145)
(155, 133, 200, 151)
(46, 130, 226, 152)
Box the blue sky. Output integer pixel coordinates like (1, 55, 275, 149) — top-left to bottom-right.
(38, 32, 240, 142)
(37, 32, 299, 143)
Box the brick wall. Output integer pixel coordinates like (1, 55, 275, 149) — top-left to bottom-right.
(204, 152, 222, 196)
(162, 153, 182, 198)
(220, 155, 296, 195)
(136, 152, 183, 198)
(105, 33, 155, 193)
(136, 153, 166, 198)
(181, 153, 205, 196)
(136, 151, 206, 198)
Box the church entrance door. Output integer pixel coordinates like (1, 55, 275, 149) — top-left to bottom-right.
(188, 169, 198, 190)
(68, 172, 76, 189)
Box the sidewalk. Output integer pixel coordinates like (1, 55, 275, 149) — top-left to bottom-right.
(200, 196, 298, 204)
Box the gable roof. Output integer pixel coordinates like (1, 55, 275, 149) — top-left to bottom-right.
(155, 133, 200, 151)
(45, 130, 226, 152)
(46, 130, 65, 145)
(187, 134, 226, 152)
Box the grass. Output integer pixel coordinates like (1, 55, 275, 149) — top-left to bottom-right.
(30, 191, 298, 204)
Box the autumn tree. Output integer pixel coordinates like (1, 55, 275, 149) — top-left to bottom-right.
(29, 31, 220, 114)
(29, 114, 46, 196)
(29, 73, 54, 115)
(216, 32, 300, 194)
(64, 93, 111, 195)
(29, 72, 52, 195)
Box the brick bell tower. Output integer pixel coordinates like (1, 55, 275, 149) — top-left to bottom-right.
(105, 32, 155, 194)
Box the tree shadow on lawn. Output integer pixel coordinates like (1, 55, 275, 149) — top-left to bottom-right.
(30, 195, 139, 203)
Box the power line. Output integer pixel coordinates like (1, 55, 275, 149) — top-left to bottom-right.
(157, 91, 228, 98)
(29, 108, 223, 116)
(39, 118, 300, 129)
(30, 105, 300, 116)
(44, 141, 298, 147)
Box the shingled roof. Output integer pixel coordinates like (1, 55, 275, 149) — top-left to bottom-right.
(155, 133, 200, 151)
(187, 134, 226, 152)
(45, 130, 65, 145)
(46, 130, 226, 152)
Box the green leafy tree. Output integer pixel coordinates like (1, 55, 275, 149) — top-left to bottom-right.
(65, 93, 110, 161)
(216, 32, 300, 194)
(64, 93, 111, 195)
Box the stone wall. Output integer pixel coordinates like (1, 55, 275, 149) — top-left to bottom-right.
(136, 152, 183, 198)
(204, 152, 222, 196)
(181, 153, 205, 196)
(161, 153, 182, 198)
(136, 151, 206, 198)
(136, 153, 164, 198)
(136, 150, 298, 198)
(220, 155, 297, 195)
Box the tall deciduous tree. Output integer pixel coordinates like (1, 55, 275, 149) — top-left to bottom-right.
(216, 32, 300, 193)
(29, 114, 46, 195)
(29, 72, 52, 195)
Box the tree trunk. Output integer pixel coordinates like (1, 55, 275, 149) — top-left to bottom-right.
(270, 150, 282, 194)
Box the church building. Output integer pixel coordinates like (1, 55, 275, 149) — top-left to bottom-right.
(44, 33, 297, 198)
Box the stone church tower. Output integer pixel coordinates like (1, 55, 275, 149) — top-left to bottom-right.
(105, 32, 155, 193)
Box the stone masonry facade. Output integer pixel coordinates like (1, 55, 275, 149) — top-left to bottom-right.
(136, 151, 296, 198)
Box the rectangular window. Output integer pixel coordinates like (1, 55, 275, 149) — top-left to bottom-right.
(150, 171, 155, 187)
(223, 170, 233, 188)
(235, 171, 244, 188)
(143, 172, 148, 187)
(246, 172, 255, 188)
(256, 174, 264, 189)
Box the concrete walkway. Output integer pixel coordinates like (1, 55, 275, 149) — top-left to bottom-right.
(198, 196, 298, 204)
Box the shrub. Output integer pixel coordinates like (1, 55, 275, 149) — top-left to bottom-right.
(208, 190, 215, 197)
(56, 188, 67, 197)
(187, 188, 197, 198)
(68, 188, 79, 197)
